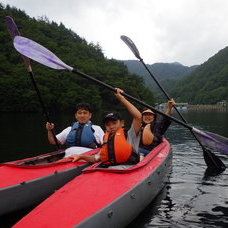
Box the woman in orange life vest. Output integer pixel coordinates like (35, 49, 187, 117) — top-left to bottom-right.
(139, 99, 175, 157)
(68, 88, 142, 165)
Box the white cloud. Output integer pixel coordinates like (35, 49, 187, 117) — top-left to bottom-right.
(1, 0, 228, 66)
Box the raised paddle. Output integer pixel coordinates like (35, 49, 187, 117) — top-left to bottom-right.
(5, 16, 60, 149)
(12, 36, 227, 171)
(120, 35, 227, 171)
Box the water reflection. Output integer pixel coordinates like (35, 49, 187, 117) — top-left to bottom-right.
(0, 110, 227, 227)
(127, 184, 174, 228)
(127, 110, 228, 227)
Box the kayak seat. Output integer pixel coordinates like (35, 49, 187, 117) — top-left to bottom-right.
(95, 162, 134, 170)
(107, 164, 134, 169)
(17, 151, 65, 165)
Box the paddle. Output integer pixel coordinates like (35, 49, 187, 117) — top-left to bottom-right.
(120, 35, 227, 171)
(5, 16, 60, 149)
(12, 36, 227, 171)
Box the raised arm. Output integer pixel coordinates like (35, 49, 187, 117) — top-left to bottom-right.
(114, 88, 142, 134)
(165, 99, 176, 115)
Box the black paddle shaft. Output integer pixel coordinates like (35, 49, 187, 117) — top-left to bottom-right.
(140, 60, 206, 146)
(140, 60, 225, 171)
(28, 71, 59, 148)
(120, 35, 224, 170)
(121, 35, 208, 148)
(29, 72, 50, 122)
(120, 35, 204, 141)
(72, 68, 192, 129)
(5, 16, 60, 149)
(72, 68, 226, 171)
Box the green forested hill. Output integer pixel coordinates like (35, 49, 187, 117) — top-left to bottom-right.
(0, 4, 154, 112)
(122, 60, 198, 91)
(123, 60, 198, 80)
(122, 60, 198, 103)
(171, 47, 228, 104)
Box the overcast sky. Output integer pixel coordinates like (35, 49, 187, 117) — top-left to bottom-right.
(1, 0, 228, 66)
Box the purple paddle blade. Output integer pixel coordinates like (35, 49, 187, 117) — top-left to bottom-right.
(192, 128, 228, 155)
(120, 35, 142, 60)
(13, 36, 73, 71)
(5, 16, 20, 38)
(5, 16, 31, 71)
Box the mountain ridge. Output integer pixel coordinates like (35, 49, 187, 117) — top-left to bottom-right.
(122, 60, 198, 101)
(170, 46, 228, 104)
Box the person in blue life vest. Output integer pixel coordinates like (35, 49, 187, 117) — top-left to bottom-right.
(68, 88, 142, 165)
(46, 103, 104, 156)
(139, 99, 175, 157)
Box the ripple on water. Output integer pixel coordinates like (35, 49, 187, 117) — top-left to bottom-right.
(1, 112, 227, 227)
(129, 123, 228, 228)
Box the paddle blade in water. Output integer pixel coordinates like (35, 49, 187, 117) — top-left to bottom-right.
(203, 148, 226, 171)
(13, 36, 73, 71)
(120, 35, 142, 60)
(192, 128, 228, 155)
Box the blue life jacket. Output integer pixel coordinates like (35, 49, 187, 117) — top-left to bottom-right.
(65, 121, 97, 148)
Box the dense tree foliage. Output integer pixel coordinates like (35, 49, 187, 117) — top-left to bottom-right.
(123, 50, 228, 105)
(124, 60, 197, 80)
(171, 47, 228, 104)
(0, 4, 154, 113)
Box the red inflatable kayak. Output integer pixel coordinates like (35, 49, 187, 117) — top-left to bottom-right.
(0, 148, 99, 216)
(14, 139, 172, 227)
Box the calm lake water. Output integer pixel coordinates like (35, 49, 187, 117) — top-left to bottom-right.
(0, 110, 227, 227)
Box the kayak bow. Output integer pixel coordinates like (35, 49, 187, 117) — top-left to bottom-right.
(0, 148, 99, 216)
(14, 139, 172, 227)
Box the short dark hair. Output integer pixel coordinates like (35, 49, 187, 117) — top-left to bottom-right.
(103, 112, 122, 123)
(75, 103, 92, 113)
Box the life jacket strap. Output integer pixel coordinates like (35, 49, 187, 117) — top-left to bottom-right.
(74, 123, 84, 146)
(107, 134, 116, 165)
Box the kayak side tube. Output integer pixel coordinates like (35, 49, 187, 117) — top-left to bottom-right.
(0, 163, 89, 216)
(13, 140, 172, 228)
(76, 142, 172, 227)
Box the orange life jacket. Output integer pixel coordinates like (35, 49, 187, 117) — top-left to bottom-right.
(100, 128, 133, 165)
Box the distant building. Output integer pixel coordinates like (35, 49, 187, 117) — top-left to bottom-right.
(217, 100, 227, 107)
(175, 103, 188, 109)
(158, 102, 189, 110)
